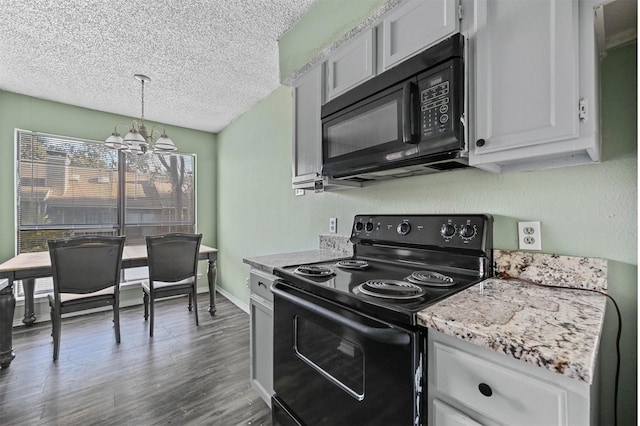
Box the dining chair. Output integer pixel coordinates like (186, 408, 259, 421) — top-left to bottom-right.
(47, 235, 126, 361)
(143, 233, 203, 337)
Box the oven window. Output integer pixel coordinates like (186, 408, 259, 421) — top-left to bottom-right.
(294, 316, 364, 399)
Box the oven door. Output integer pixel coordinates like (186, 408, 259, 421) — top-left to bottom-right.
(272, 281, 425, 426)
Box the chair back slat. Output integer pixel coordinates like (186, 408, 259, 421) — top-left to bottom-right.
(146, 233, 202, 283)
(48, 236, 126, 295)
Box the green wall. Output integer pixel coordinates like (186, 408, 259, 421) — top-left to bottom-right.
(218, 2, 637, 424)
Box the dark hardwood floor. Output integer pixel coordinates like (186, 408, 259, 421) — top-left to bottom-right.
(0, 293, 272, 426)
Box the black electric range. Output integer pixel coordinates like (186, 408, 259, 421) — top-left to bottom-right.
(271, 214, 493, 426)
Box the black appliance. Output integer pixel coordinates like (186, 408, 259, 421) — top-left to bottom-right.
(271, 214, 493, 426)
(321, 34, 467, 183)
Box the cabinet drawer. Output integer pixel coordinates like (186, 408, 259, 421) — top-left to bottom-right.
(249, 270, 277, 302)
(433, 342, 568, 426)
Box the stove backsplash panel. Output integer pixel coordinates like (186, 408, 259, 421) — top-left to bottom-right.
(319, 234, 353, 254)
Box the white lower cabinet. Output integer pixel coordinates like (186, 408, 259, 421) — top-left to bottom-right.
(427, 329, 596, 426)
(249, 270, 276, 407)
(433, 399, 483, 426)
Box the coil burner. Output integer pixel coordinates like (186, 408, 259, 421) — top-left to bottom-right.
(335, 259, 369, 270)
(354, 280, 426, 300)
(293, 265, 335, 277)
(405, 271, 455, 287)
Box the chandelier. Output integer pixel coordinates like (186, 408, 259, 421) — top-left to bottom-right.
(104, 74, 177, 154)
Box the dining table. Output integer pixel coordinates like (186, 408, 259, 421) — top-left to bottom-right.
(0, 244, 218, 368)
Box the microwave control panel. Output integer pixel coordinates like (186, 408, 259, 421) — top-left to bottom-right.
(419, 65, 454, 139)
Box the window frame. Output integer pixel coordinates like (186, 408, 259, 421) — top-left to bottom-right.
(14, 128, 198, 298)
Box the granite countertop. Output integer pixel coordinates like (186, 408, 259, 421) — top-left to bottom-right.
(418, 251, 608, 384)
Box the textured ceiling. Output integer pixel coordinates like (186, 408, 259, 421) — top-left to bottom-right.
(0, 0, 318, 133)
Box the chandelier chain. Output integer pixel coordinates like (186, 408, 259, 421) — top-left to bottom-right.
(104, 73, 176, 153)
(141, 79, 145, 122)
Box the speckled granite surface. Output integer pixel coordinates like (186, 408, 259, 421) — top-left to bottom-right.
(494, 250, 608, 292)
(243, 235, 352, 274)
(319, 234, 353, 253)
(418, 251, 608, 384)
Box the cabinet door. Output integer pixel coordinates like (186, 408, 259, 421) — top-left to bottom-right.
(433, 399, 483, 426)
(250, 294, 274, 407)
(471, 0, 580, 166)
(326, 28, 376, 102)
(292, 65, 322, 188)
(433, 341, 568, 426)
(382, 0, 458, 70)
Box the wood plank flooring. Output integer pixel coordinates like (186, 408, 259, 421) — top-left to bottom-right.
(0, 293, 272, 426)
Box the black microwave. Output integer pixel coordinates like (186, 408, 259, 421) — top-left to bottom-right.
(321, 33, 466, 182)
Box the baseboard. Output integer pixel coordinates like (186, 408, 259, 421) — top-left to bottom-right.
(216, 287, 249, 314)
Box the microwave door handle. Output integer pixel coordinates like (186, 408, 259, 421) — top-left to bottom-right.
(272, 285, 410, 346)
(402, 81, 418, 144)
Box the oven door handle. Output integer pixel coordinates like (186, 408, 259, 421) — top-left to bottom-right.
(272, 285, 410, 346)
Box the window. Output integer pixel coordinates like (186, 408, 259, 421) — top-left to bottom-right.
(16, 130, 196, 297)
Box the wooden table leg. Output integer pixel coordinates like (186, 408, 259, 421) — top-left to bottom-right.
(0, 281, 16, 368)
(21, 278, 37, 326)
(207, 259, 217, 316)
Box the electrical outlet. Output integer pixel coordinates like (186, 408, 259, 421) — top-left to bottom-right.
(518, 221, 542, 250)
(329, 217, 337, 233)
(295, 189, 305, 196)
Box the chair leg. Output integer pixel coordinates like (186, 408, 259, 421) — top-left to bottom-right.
(113, 303, 121, 344)
(192, 288, 199, 326)
(143, 291, 149, 320)
(188, 293, 192, 311)
(51, 306, 60, 361)
(149, 296, 154, 337)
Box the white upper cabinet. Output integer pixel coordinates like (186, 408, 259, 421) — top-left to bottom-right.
(325, 28, 376, 102)
(382, 0, 459, 70)
(292, 64, 322, 189)
(470, 0, 600, 172)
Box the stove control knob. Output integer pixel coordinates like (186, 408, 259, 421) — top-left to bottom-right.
(365, 222, 374, 232)
(459, 224, 477, 240)
(440, 223, 456, 238)
(397, 222, 411, 235)
(354, 222, 364, 232)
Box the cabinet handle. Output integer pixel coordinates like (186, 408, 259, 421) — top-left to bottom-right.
(258, 281, 266, 288)
(475, 139, 486, 147)
(478, 382, 493, 397)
